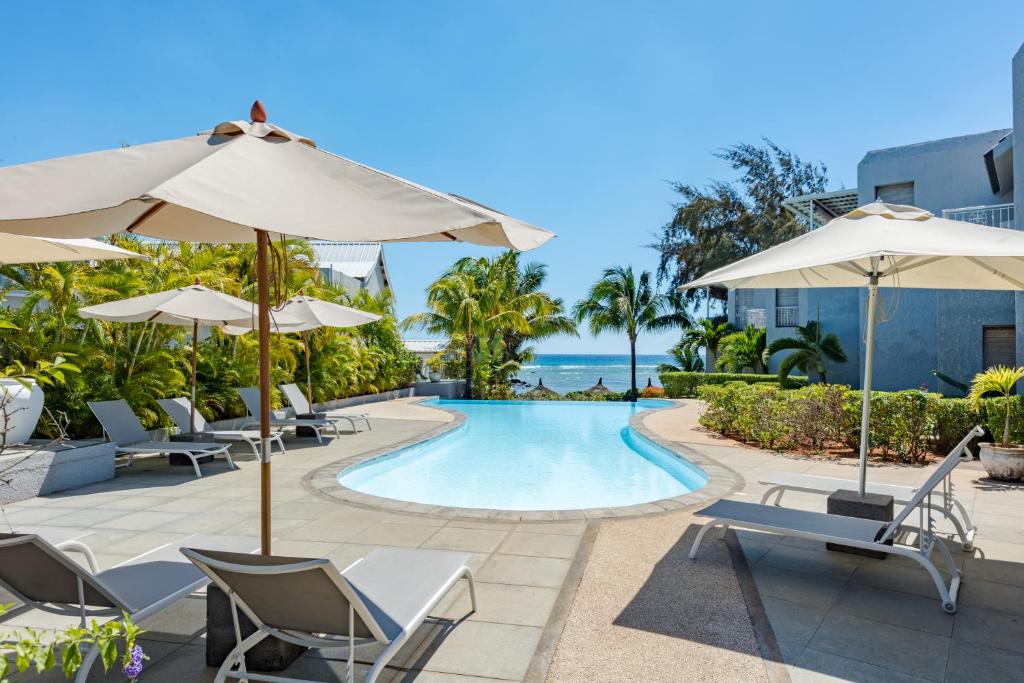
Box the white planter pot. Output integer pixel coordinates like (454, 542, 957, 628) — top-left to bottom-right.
(428, 372, 442, 383)
(978, 442, 1024, 481)
(0, 378, 45, 447)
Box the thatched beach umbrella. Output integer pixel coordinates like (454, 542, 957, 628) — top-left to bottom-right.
(0, 101, 554, 553)
(586, 377, 611, 394)
(531, 378, 559, 397)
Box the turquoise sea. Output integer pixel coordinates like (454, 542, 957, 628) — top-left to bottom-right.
(515, 354, 673, 394)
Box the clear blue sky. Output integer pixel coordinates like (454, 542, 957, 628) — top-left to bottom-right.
(3, 2, 1024, 353)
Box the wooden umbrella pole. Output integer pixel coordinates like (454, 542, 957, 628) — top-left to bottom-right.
(256, 229, 273, 554)
(190, 318, 199, 434)
(304, 331, 313, 409)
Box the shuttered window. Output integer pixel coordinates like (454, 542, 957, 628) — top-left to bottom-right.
(775, 288, 799, 327)
(983, 326, 1016, 370)
(875, 182, 914, 206)
(734, 289, 753, 327)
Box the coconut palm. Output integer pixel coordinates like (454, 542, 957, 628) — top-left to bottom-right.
(658, 339, 705, 373)
(573, 266, 690, 399)
(763, 320, 847, 383)
(679, 317, 733, 371)
(969, 365, 1024, 447)
(716, 325, 767, 373)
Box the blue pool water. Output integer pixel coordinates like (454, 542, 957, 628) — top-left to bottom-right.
(338, 400, 708, 511)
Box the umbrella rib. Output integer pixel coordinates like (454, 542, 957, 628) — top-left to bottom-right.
(125, 201, 168, 233)
(885, 255, 948, 276)
(832, 261, 871, 278)
(964, 256, 1024, 289)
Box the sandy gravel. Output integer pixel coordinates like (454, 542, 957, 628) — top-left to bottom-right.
(546, 510, 769, 682)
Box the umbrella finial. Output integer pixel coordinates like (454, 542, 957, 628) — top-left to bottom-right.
(193, 276, 201, 285)
(251, 100, 268, 124)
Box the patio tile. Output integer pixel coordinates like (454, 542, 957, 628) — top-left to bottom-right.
(962, 550, 1024, 588)
(497, 532, 580, 559)
(945, 639, 1024, 682)
(97, 494, 179, 511)
(446, 519, 516, 531)
(1, 506, 91, 525)
(513, 520, 587, 536)
(952, 605, 1024, 655)
(809, 612, 949, 681)
(119, 643, 215, 682)
(349, 523, 442, 547)
(422, 527, 508, 553)
(831, 582, 954, 637)
(789, 647, 932, 683)
(734, 529, 782, 563)
(959, 576, 1024, 616)
(750, 564, 845, 609)
(849, 558, 953, 601)
(158, 512, 249, 535)
(93, 510, 187, 531)
(760, 596, 827, 647)
(135, 595, 208, 643)
(149, 497, 226, 513)
(270, 500, 339, 520)
(325, 542, 382, 569)
(477, 554, 571, 588)
(286, 518, 374, 543)
(438, 581, 559, 627)
(269, 539, 344, 557)
(419, 621, 542, 680)
(758, 542, 862, 581)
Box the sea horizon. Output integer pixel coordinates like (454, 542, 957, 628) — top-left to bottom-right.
(515, 353, 674, 394)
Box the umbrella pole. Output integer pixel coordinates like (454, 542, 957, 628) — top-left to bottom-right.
(190, 319, 198, 434)
(304, 331, 313, 409)
(257, 229, 273, 554)
(857, 274, 880, 496)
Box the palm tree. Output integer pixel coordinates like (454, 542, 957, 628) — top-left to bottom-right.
(573, 266, 690, 399)
(679, 317, 733, 371)
(658, 339, 705, 373)
(762, 320, 847, 383)
(969, 365, 1024, 447)
(716, 325, 767, 373)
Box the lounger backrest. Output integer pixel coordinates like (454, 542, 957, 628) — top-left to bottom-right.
(88, 399, 149, 444)
(157, 398, 210, 432)
(0, 534, 125, 609)
(182, 548, 386, 643)
(884, 425, 983, 538)
(236, 388, 261, 418)
(278, 383, 311, 414)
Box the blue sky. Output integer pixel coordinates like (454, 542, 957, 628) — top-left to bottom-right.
(3, 2, 1024, 353)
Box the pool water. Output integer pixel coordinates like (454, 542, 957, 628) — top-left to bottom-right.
(337, 400, 708, 511)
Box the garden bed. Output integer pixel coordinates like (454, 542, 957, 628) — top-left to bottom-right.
(0, 441, 116, 504)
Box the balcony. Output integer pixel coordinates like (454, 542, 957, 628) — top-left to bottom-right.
(775, 306, 799, 328)
(941, 203, 1014, 229)
(745, 308, 767, 329)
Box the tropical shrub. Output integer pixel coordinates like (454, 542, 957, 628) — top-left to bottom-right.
(969, 365, 1024, 447)
(716, 325, 766, 373)
(976, 395, 1024, 447)
(661, 371, 807, 398)
(933, 398, 982, 454)
(640, 385, 665, 398)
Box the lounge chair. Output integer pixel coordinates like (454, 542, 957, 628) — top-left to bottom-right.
(182, 546, 476, 683)
(758, 470, 977, 551)
(8, 525, 100, 572)
(689, 426, 984, 614)
(0, 532, 257, 683)
(236, 387, 341, 444)
(89, 399, 234, 479)
(157, 397, 287, 457)
(279, 383, 372, 433)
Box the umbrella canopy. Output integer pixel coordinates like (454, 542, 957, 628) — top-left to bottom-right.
(0, 101, 554, 553)
(683, 200, 1024, 495)
(0, 233, 143, 265)
(79, 283, 303, 434)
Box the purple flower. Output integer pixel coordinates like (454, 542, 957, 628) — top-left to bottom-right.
(122, 645, 145, 679)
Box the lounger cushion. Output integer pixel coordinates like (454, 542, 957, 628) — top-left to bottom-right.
(115, 440, 225, 453)
(696, 499, 887, 544)
(96, 534, 257, 612)
(342, 547, 470, 642)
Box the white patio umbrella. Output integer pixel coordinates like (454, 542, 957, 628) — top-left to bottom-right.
(0, 101, 554, 552)
(0, 233, 143, 264)
(78, 281, 302, 436)
(682, 201, 1024, 495)
(221, 293, 382, 407)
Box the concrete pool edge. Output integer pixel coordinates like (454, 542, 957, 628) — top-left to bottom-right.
(303, 399, 744, 522)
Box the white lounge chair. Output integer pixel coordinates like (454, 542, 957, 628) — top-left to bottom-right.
(278, 383, 372, 433)
(758, 470, 977, 551)
(0, 532, 257, 683)
(157, 397, 287, 457)
(689, 426, 984, 614)
(89, 399, 234, 478)
(182, 546, 476, 683)
(236, 387, 341, 444)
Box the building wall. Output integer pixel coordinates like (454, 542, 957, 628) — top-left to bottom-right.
(1013, 44, 1024, 368)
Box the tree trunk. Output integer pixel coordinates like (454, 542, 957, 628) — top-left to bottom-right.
(629, 337, 637, 402)
(464, 335, 474, 400)
(1004, 395, 1012, 447)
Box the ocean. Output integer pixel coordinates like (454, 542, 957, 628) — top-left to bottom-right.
(515, 354, 673, 394)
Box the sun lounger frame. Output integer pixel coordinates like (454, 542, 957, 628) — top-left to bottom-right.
(278, 383, 372, 433)
(157, 397, 286, 457)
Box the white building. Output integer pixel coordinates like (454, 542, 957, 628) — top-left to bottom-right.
(309, 242, 392, 298)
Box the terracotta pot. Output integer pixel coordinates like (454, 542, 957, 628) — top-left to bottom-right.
(978, 442, 1024, 481)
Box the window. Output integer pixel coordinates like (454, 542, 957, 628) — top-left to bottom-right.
(983, 326, 1016, 370)
(734, 289, 753, 327)
(775, 289, 799, 327)
(875, 182, 914, 206)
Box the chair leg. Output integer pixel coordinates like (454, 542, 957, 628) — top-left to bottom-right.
(189, 454, 202, 479)
(465, 567, 478, 612)
(760, 486, 784, 505)
(273, 434, 286, 454)
(950, 497, 977, 551)
(248, 438, 260, 457)
(688, 518, 724, 559)
(223, 449, 236, 470)
(313, 426, 323, 444)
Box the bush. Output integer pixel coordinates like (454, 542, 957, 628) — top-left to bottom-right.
(518, 389, 564, 401)
(640, 386, 665, 398)
(661, 371, 807, 398)
(978, 395, 1024, 445)
(933, 398, 983, 454)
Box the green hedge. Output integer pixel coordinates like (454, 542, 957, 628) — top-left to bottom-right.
(660, 371, 808, 398)
(697, 382, 988, 464)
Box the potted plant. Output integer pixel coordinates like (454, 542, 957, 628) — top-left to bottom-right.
(0, 355, 79, 451)
(969, 365, 1024, 481)
(427, 354, 444, 383)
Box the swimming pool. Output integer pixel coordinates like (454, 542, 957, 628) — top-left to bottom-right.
(337, 399, 708, 511)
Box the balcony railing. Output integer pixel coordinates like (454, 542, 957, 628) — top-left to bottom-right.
(775, 306, 799, 328)
(942, 203, 1014, 229)
(746, 308, 767, 329)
